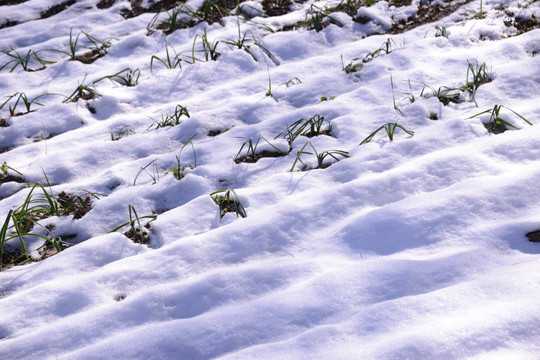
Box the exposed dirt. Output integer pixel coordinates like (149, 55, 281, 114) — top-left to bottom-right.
(526, 230, 540, 242)
(505, 13, 540, 35)
(263, 0, 292, 17)
(40, 0, 76, 20)
(96, 0, 116, 9)
(0, 174, 25, 186)
(57, 191, 93, 219)
(0, 19, 18, 30)
(234, 150, 284, 164)
(389, 0, 474, 34)
(0, 0, 28, 5)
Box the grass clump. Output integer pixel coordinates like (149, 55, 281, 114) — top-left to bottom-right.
(0, 162, 24, 185)
(0, 49, 54, 72)
(150, 41, 184, 73)
(149, 104, 190, 130)
(94, 68, 141, 87)
(210, 188, 247, 220)
(111, 126, 135, 141)
(359, 123, 414, 145)
(62, 77, 101, 103)
(169, 135, 197, 180)
(290, 141, 349, 171)
(342, 38, 395, 74)
(276, 115, 334, 148)
(0, 184, 100, 270)
(234, 137, 286, 163)
(110, 205, 157, 244)
(0, 92, 57, 119)
(468, 105, 532, 134)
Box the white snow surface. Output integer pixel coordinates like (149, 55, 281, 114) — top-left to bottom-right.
(1, 0, 540, 358)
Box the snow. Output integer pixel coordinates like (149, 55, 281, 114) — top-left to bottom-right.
(0, 0, 539, 358)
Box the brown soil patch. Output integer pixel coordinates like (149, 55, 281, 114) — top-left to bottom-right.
(235, 150, 283, 164)
(0, 0, 27, 5)
(97, 0, 116, 9)
(40, 0, 76, 20)
(389, 0, 474, 34)
(263, 0, 292, 17)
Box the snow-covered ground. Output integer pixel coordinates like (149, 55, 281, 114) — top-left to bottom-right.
(1, 0, 539, 358)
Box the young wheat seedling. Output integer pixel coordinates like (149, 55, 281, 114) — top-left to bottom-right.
(359, 123, 414, 145)
(290, 141, 349, 171)
(210, 188, 247, 220)
(468, 105, 532, 134)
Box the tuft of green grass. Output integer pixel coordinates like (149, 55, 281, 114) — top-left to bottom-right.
(111, 126, 135, 141)
(461, 60, 492, 105)
(221, 22, 280, 65)
(0, 162, 24, 183)
(342, 38, 395, 74)
(149, 104, 190, 130)
(150, 41, 184, 74)
(290, 141, 349, 171)
(94, 68, 141, 87)
(468, 105, 532, 134)
(210, 188, 247, 220)
(191, 28, 220, 62)
(169, 135, 197, 180)
(0, 49, 54, 72)
(276, 115, 334, 146)
(0, 92, 58, 117)
(62, 77, 101, 103)
(359, 122, 414, 145)
(133, 160, 160, 185)
(110, 205, 157, 244)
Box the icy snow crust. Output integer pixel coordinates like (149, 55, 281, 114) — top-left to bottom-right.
(1, 0, 540, 358)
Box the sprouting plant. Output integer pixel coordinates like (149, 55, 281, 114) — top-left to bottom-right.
(420, 83, 462, 106)
(94, 68, 141, 87)
(234, 136, 287, 163)
(210, 188, 247, 220)
(111, 126, 135, 141)
(150, 41, 184, 74)
(341, 55, 363, 73)
(265, 67, 276, 99)
(435, 25, 447, 38)
(390, 74, 405, 116)
(301, 4, 344, 32)
(62, 76, 101, 103)
(110, 205, 157, 244)
(342, 39, 395, 74)
(147, 4, 197, 35)
(359, 123, 414, 145)
(47, 28, 112, 63)
(0, 162, 23, 182)
(461, 60, 492, 105)
(0, 184, 101, 269)
(197, 0, 230, 24)
(401, 79, 415, 103)
(276, 115, 334, 146)
(335, 0, 361, 16)
(0, 92, 53, 117)
(429, 112, 438, 120)
(468, 105, 532, 134)
(281, 77, 302, 87)
(221, 22, 279, 65)
(133, 160, 160, 185)
(362, 38, 395, 63)
(149, 104, 190, 130)
(0, 49, 54, 72)
(319, 96, 336, 103)
(471, 0, 485, 19)
(169, 135, 197, 180)
(235, 137, 261, 161)
(191, 28, 220, 62)
(290, 141, 349, 171)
